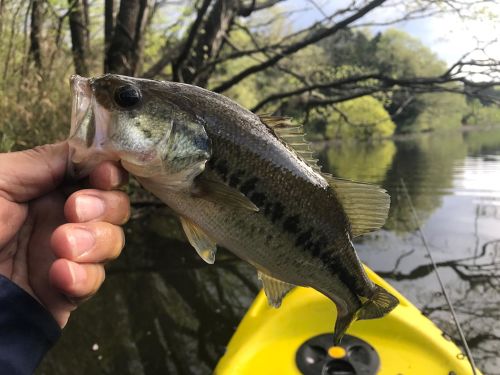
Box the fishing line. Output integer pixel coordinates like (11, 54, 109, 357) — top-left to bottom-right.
(400, 178, 477, 375)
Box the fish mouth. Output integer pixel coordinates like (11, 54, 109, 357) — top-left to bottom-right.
(69, 75, 93, 139)
(67, 75, 118, 179)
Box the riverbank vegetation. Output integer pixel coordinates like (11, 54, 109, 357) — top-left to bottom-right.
(1, 0, 499, 151)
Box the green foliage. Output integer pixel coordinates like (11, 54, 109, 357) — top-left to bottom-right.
(319, 29, 377, 70)
(374, 29, 445, 77)
(323, 96, 396, 139)
(463, 99, 500, 126)
(0, 2, 94, 150)
(371, 30, 470, 134)
(0, 74, 70, 151)
(213, 25, 330, 110)
(402, 92, 468, 133)
(464, 127, 500, 155)
(0, 1, 497, 151)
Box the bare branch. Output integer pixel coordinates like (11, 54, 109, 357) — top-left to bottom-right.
(211, 0, 387, 93)
(172, 0, 212, 74)
(252, 66, 500, 112)
(238, 0, 284, 16)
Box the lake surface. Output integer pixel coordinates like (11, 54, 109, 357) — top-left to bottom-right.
(38, 128, 500, 375)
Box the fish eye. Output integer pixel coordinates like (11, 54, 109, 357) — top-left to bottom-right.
(114, 85, 141, 108)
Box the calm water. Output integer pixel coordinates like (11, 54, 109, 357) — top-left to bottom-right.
(38, 128, 500, 375)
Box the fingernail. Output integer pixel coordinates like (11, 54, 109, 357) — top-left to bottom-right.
(75, 195, 105, 221)
(68, 262, 87, 286)
(109, 167, 122, 188)
(67, 228, 95, 258)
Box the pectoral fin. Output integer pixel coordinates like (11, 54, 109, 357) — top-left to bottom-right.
(180, 216, 217, 264)
(195, 177, 259, 212)
(258, 271, 295, 308)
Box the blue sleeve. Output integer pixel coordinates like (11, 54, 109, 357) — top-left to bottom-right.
(0, 275, 61, 375)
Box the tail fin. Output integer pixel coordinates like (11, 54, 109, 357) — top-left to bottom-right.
(358, 284, 399, 320)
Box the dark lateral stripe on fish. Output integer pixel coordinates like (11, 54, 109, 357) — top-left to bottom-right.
(320, 251, 362, 294)
(295, 229, 313, 247)
(229, 169, 245, 187)
(283, 215, 300, 234)
(249, 192, 266, 207)
(206, 139, 354, 281)
(214, 159, 229, 180)
(240, 177, 259, 195)
(270, 202, 284, 222)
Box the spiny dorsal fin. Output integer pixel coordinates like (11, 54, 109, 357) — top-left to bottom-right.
(180, 216, 217, 264)
(259, 115, 322, 173)
(259, 115, 390, 237)
(257, 270, 295, 308)
(325, 176, 390, 237)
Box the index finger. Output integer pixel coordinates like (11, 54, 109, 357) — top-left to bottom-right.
(88, 161, 128, 190)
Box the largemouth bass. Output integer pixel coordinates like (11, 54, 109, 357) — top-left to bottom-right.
(68, 74, 398, 343)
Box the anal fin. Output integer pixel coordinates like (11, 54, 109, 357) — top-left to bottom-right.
(257, 271, 295, 308)
(180, 216, 217, 264)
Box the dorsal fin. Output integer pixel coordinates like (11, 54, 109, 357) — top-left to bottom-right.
(259, 115, 390, 237)
(325, 176, 390, 237)
(259, 115, 322, 172)
(257, 270, 295, 308)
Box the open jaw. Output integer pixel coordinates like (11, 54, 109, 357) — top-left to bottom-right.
(67, 75, 117, 179)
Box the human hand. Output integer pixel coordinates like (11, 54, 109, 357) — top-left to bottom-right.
(0, 142, 130, 328)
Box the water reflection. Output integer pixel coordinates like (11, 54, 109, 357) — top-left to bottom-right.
(321, 139, 396, 184)
(331, 129, 500, 375)
(38, 128, 500, 375)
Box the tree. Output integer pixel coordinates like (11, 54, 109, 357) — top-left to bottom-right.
(68, 0, 90, 75)
(1, 0, 500, 150)
(29, 0, 43, 69)
(105, 0, 152, 75)
(323, 95, 396, 139)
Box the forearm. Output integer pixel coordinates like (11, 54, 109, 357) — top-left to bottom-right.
(0, 275, 61, 375)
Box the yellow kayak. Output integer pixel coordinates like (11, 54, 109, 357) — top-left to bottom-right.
(215, 268, 481, 375)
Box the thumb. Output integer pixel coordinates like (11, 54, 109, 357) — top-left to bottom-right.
(0, 142, 68, 202)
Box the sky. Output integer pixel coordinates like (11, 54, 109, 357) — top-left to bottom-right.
(290, 0, 500, 76)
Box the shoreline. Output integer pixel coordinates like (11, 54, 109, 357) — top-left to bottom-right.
(312, 124, 500, 148)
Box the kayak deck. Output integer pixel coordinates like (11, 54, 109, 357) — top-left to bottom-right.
(215, 268, 480, 375)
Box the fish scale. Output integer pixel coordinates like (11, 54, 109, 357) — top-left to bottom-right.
(67, 74, 399, 344)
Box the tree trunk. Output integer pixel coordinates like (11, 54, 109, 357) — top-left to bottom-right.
(0, 0, 5, 36)
(82, 0, 90, 51)
(105, 0, 150, 76)
(130, 0, 150, 75)
(68, 0, 89, 75)
(174, 0, 240, 86)
(104, 0, 114, 72)
(29, 0, 43, 69)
